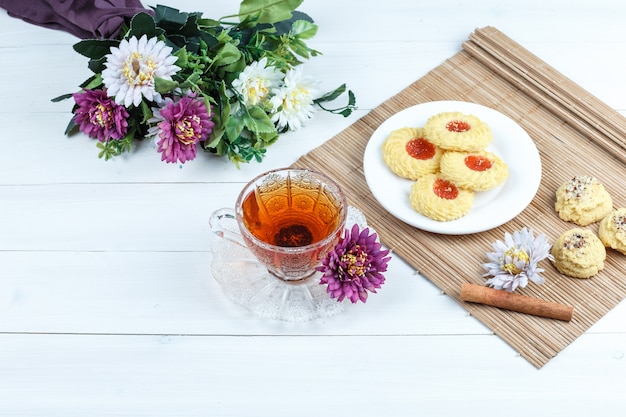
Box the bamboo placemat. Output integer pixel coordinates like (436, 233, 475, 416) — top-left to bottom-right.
(291, 26, 626, 368)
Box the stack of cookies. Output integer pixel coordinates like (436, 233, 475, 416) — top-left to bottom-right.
(381, 111, 508, 222)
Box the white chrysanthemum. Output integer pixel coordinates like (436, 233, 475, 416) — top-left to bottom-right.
(102, 35, 180, 107)
(270, 67, 320, 131)
(231, 57, 283, 107)
(483, 227, 554, 292)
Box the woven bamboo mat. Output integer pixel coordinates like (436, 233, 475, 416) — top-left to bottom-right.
(291, 26, 626, 368)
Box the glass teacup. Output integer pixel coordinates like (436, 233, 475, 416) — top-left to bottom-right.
(210, 168, 348, 282)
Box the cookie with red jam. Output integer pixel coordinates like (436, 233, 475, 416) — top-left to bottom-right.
(382, 127, 443, 180)
(409, 173, 474, 221)
(423, 111, 492, 152)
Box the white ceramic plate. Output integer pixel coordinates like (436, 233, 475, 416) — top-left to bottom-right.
(363, 101, 541, 235)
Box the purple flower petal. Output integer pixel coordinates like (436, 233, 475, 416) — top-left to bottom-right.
(151, 94, 215, 164)
(317, 224, 391, 304)
(72, 88, 129, 142)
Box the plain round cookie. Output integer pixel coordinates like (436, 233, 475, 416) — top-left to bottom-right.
(381, 127, 443, 180)
(409, 173, 474, 221)
(551, 228, 606, 278)
(423, 111, 493, 152)
(598, 208, 626, 255)
(439, 150, 508, 192)
(554, 175, 613, 226)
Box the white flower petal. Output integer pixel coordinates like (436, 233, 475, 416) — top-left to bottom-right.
(483, 227, 553, 292)
(101, 35, 179, 108)
(141, 86, 154, 101)
(132, 88, 143, 107)
(128, 36, 138, 51)
(136, 35, 147, 50)
(106, 82, 120, 97)
(232, 58, 283, 107)
(145, 36, 157, 51)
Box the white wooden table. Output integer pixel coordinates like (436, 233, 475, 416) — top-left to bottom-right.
(2, 1, 626, 415)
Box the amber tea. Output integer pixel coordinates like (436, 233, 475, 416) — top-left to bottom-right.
(233, 169, 347, 281)
(241, 184, 342, 248)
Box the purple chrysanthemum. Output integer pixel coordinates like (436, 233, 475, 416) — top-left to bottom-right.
(317, 224, 391, 303)
(149, 95, 215, 164)
(72, 89, 129, 142)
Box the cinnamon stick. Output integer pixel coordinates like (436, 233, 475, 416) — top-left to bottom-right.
(460, 283, 574, 322)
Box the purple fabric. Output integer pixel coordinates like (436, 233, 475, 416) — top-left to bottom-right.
(0, 0, 151, 39)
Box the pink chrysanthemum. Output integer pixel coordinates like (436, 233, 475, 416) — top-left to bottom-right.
(72, 89, 129, 142)
(317, 224, 391, 303)
(148, 95, 215, 164)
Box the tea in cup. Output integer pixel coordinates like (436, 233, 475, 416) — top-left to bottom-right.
(210, 168, 347, 281)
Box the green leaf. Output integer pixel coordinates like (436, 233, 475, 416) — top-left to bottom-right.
(78, 74, 97, 89)
(197, 17, 221, 28)
(199, 31, 219, 49)
(204, 82, 231, 149)
(140, 100, 153, 124)
(87, 57, 107, 75)
(179, 13, 202, 34)
(155, 77, 179, 93)
(243, 106, 277, 135)
(238, 0, 304, 24)
(338, 90, 357, 117)
(51, 93, 74, 103)
(225, 113, 245, 141)
(152, 5, 219, 53)
(178, 71, 202, 90)
(64, 118, 78, 135)
(81, 73, 103, 90)
(165, 34, 189, 50)
(214, 42, 242, 67)
(73, 39, 119, 60)
(315, 84, 347, 103)
(273, 11, 313, 36)
(153, 5, 189, 30)
(314, 84, 357, 117)
(96, 141, 109, 160)
(118, 131, 135, 154)
(173, 46, 189, 67)
(220, 55, 246, 74)
(290, 20, 317, 39)
(95, 130, 136, 160)
(286, 38, 316, 60)
(128, 12, 164, 39)
(257, 129, 279, 146)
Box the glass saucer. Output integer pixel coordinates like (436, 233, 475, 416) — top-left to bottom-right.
(209, 206, 368, 322)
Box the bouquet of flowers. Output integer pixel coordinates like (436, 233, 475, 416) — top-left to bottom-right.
(54, 0, 355, 165)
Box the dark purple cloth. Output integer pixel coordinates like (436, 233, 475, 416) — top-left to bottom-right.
(0, 0, 151, 39)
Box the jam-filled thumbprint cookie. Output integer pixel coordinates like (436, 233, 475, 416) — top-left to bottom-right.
(423, 111, 492, 152)
(382, 127, 444, 180)
(439, 150, 508, 192)
(409, 173, 474, 221)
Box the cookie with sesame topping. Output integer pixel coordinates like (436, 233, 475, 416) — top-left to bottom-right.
(551, 228, 606, 278)
(598, 208, 626, 255)
(554, 175, 613, 226)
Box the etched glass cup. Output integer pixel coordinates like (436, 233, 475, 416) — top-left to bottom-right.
(210, 168, 348, 281)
